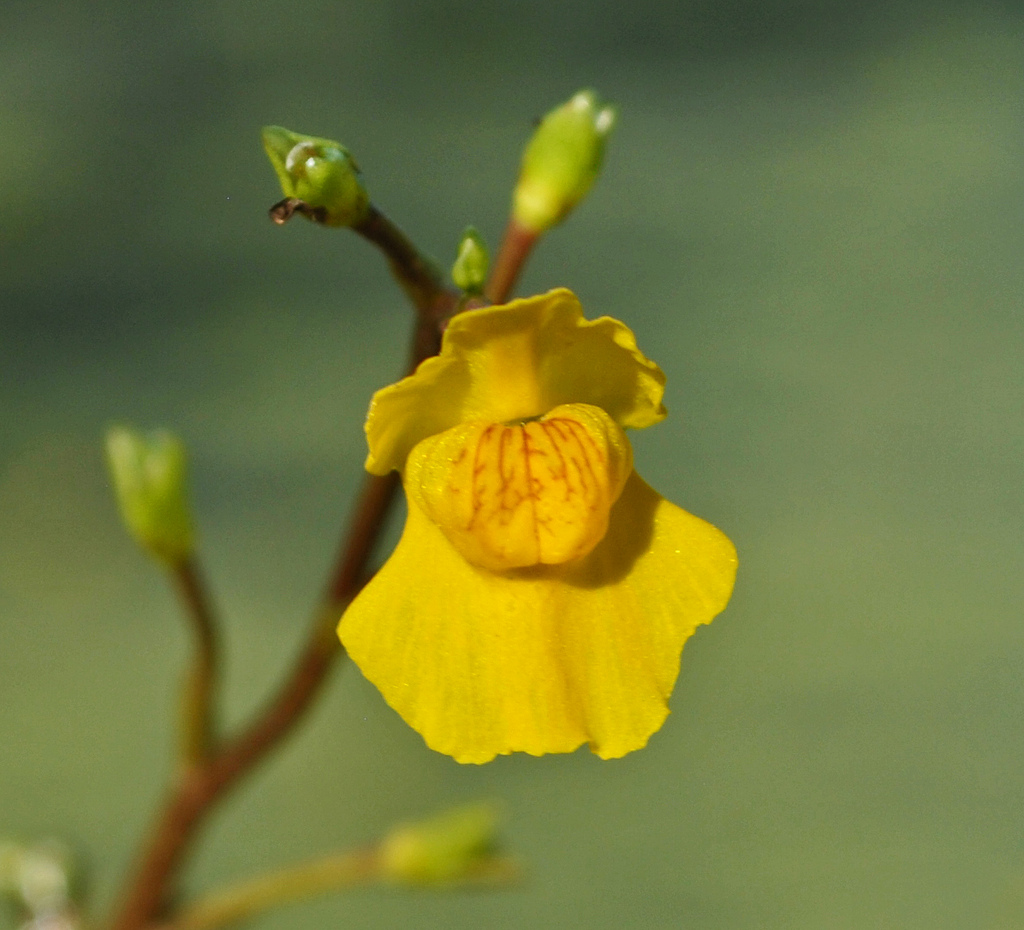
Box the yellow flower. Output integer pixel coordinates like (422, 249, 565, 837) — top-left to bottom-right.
(338, 288, 737, 764)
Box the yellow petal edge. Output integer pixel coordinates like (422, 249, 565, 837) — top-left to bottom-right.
(339, 472, 737, 764)
(364, 288, 667, 476)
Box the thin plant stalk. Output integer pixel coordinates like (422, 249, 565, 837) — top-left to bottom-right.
(172, 559, 219, 764)
(160, 849, 381, 930)
(484, 218, 539, 304)
(106, 207, 458, 930)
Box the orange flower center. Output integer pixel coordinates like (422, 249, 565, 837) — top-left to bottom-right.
(406, 404, 632, 571)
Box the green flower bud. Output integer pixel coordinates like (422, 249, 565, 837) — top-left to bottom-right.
(261, 126, 370, 227)
(512, 89, 616, 234)
(105, 426, 194, 565)
(379, 803, 499, 885)
(0, 840, 77, 917)
(451, 226, 489, 295)
(15, 841, 73, 916)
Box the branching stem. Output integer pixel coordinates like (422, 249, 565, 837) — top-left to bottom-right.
(106, 205, 459, 930)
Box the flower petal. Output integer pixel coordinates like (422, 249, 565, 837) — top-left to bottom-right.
(406, 403, 633, 571)
(365, 289, 667, 475)
(338, 471, 737, 763)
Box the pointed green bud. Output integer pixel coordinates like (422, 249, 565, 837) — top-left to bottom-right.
(451, 226, 489, 295)
(261, 126, 370, 227)
(512, 89, 616, 234)
(105, 426, 194, 565)
(379, 803, 500, 885)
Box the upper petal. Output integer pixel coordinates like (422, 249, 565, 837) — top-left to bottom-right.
(365, 289, 667, 475)
(338, 471, 737, 763)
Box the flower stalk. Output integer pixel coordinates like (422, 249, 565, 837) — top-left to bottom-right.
(171, 559, 220, 765)
(485, 219, 538, 304)
(106, 214, 456, 930)
(159, 812, 517, 930)
(160, 849, 381, 930)
(106, 89, 619, 930)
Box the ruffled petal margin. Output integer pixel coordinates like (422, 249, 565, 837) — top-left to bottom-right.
(338, 472, 737, 764)
(364, 289, 667, 475)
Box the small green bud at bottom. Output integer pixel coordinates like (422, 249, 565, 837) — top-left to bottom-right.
(379, 803, 499, 884)
(0, 839, 77, 917)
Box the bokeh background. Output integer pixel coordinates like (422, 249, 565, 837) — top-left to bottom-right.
(3, 1, 1024, 927)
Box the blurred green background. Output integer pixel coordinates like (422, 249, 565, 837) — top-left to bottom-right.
(2, 1, 1024, 927)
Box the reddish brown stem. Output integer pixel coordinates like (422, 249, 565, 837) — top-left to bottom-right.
(109, 556, 354, 930)
(354, 206, 451, 326)
(171, 559, 219, 764)
(484, 218, 539, 304)
(107, 208, 458, 930)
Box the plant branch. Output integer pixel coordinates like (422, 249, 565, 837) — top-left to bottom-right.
(159, 844, 520, 930)
(107, 207, 458, 930)
(171, 559, 220, 765)
(160, 849, 381, 930)
(484, 218, 539, 304)
(354, 205, 452, 323)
